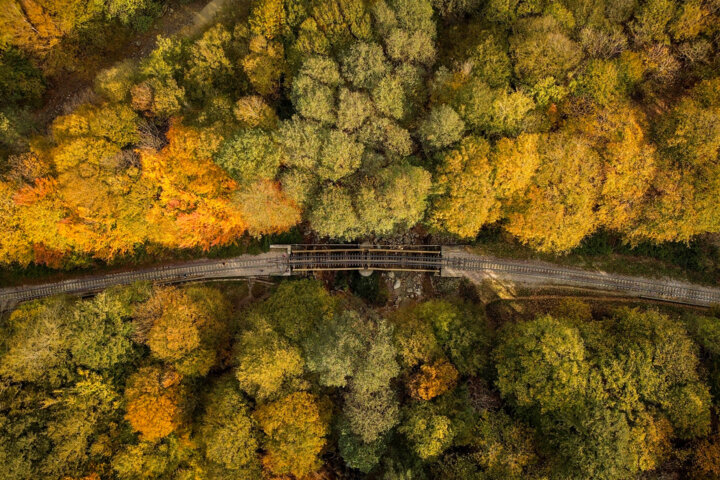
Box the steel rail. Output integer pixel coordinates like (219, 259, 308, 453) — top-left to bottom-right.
(1, 246, 719, 310)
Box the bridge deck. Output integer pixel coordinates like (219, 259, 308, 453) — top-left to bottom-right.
(287, 244, 442, 273)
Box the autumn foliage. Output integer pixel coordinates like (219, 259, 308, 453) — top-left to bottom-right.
(254, 391, 331, 478)
(124, 365, 186, 442)
(408, 360, 459, 400)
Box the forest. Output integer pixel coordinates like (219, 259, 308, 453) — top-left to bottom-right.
(2, 276, 720, 479)
(2, 0, 720, 478)
(0, 0, 719, 268)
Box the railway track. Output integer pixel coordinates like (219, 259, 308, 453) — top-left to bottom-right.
(0, 252, 287, 312)
(0, 245, 719, 311)
(442, 253, 720, 307)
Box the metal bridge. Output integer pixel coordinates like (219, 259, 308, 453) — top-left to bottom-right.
(283, 244, 443, 274)
(0, 245, 719, 311)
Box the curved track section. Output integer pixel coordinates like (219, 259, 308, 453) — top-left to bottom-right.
(1, 245, 719, 311)
(442, 247, 720, 307)
(0, 252, 287, 312)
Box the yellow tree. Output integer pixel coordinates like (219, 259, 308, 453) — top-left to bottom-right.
(625, 163, 701, 243)
(430, 136, 499, 238)
(248, 0, 287, 39)
(233, 180, 301, 236)
(140, 121, 248, 250)
(0, 179, 35, 265)
(254, 392, 331, 478)
(491, 133, 540, 201)
(124, 366, 186, 442)
(9, 172, 71, 266)
(569, 104, 656, 233)
(504, 133, 603, 253)
(134, 286, 230, 377)
(234, 313, 304, 400)
(0, 0, 64, 57)
(408, 360, 459, 401)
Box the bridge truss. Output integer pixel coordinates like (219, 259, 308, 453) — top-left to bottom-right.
(279, 244, 443, 274)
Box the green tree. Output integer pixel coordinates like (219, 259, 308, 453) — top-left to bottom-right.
(400, 402, 454, 460)
(343, 385, 400, 444)
(51, 103, 139, 147)
(551, 406, 671, 480)
(316, 129, 365, 180)
(259, 278, 336, 342)
(0, 383, 50, 479)
(390, 304, 444, 369)
(214, 129, 282, 185)
(68, 288, 139, 371)
(308, 185, 361, 239)
(631, 0, 675, 45)
(248, 0, 287, 39)
(610, 308, 711, 438)
(509, 16, 582, 84)
(41, 372, 122, 478)
(185, 25, 242, 99)
(303, 310, 369, 387)
(0, 297, 71, 385)
(344, 325, 401, 443)
(291, 61, 339, 124)
(416, 300, 490, 376)
(234, 95, 279, 129)
(94, 60, 136, 103)
(356, 162, 432, 237)
(494, 315, 590, 413)
(234, 313, 304, 400)
(0, 46, 45, 108)
(372, 73, 410, 120)
(385, 27, 436, 65)
(197, 377, 261, 479)
(243, 36, 286, 96)
(337, 88, 374, 131)
(341, 41, 389, 89)
(113, 436, 193, 480)
(575, 59, 622, 106)
(419, 104, 465, 150)
(470, 410, 539, 479)
(276, 116, 327, 170)
(357, 116, 413, 155)
(254, 391, 330, 478)
(655, 97, 720, 169)
(338, 421, 387, 473)
(468, 35, 512, 88)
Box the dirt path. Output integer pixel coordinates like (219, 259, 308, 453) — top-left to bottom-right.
(36, 0, 236, 126)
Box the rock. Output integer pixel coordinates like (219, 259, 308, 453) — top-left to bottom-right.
(388, 272, 395, 279)
(393, 280, 401, 290)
